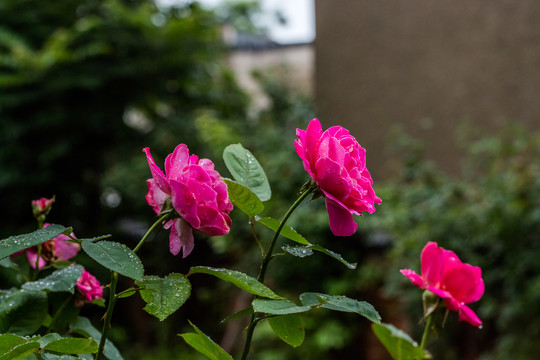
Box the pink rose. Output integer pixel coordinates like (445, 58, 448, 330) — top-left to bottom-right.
(295, 118, 382, 236)
(76, 268, 104, 303)
(401, 242, 485, 327)
(31, 197, 55, 216)
(13, 223, 80, 269)
(143, 144, 233, 257)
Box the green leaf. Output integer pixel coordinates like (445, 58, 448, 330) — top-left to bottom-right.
(69, 317, 123, 360)
(0, 225, 69, 259)
(223, 144, 271, 201)
(179, 321, 233, 360)
(0, 290, 48, 335)
(43, 338, 98, 355)
(0, 341, 40, 360)
(292, 244, 357, 270)
(0, 257, 20, 270)
(188, 266, 283, 299)
(81, 240, 143, 280)
(252, 299, 312, 315)
(282, 245, 313, 257)
(372, 323, 427, 360)
(22, 265, 83, 293)
(37, 333, 62, 348)
(41, 354, 87, 360)
(77, 235, 112, 243)
(224, 180, 264, 217)
(257, 217, 309, 245)
(0, 333, 27, 354)
(299, 292, 381, 324)
(135, 273, 191, 321)
(220, 307, 253, 324)
(268, 314, 305, 347)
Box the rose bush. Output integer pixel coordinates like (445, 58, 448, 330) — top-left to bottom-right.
(401, 241, 484, 327)
(295, 118, 382, 236)
(143, 144, 233, 257)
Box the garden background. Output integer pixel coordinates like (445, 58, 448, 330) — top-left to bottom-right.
(1, 1, 539, 359)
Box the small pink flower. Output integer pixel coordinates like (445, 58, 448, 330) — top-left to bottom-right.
(31, 197, 55, 215)
(295, 118, 381, 236)
(76, 268, 104, 303)
(13, 223, 80, 269)
(401, 242, 485, 327)
(143, 144, 233, 257)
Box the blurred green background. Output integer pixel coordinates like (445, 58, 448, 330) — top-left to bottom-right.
(1, 1, 539, 359)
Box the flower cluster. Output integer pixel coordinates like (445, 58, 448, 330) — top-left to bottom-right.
(144, 144, 233, 257)
(295, 118, 382, 236)
(401, 242, 485, 327)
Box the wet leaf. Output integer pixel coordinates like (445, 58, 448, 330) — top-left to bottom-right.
(81, 240, 143, 280)
(136, 273, 191, 321)
(223, 144, 271, 201)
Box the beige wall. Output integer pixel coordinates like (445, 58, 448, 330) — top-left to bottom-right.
(315, 0, 540, 179)
(227, 44, 314, 111)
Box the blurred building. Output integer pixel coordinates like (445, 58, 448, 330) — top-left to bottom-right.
(315, 0, 540, 179)
(223, 23, 314, 111)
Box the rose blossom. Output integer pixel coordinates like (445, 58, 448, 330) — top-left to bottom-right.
(12, 223, 80, 269)
(76, 268, 104, 303)
(31, 197, 55, 216)
(294, 118, 381, 236)
(143, 144, 233, 257)
(401, 242, 485, 327)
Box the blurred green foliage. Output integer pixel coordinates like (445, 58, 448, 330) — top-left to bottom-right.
(2, 0, 539, 359)
(359, 125, 540, 360)
(0, 0, 248, 238)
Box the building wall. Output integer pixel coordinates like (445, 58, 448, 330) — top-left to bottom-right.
(315, 0, 540, 178)
(227, 44, 314, 110)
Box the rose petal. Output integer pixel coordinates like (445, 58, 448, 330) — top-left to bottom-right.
(325, 197, 357, 236)
(165, 144, 190, 180)
(26, 249, 46, 269)
(421, 242, 445, 286)
(442, 262, 485, 304)
(146, 179, 170, 214)
(143, 147, 170, 194)
(400, 269, 425, 288)
(54, 235, 81, 261)
(458, 304, 483, 327)
(315, 157, 352, 200)
(304, 119, 323, 170)
(170, 218, 194, 258)
(170, 179, 200, 229)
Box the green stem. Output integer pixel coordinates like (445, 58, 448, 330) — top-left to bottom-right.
(257, 187, 314, 283)
(420, 314, 433, 352)
(30, 244, 43, 281)
(240, 186, 315, 360)
(249, 218, 264, 258)
(96, 212, 174, 359)
(47, 295, 73, 333)
(95, 271, 119, 360)
(133, 212, 172, 254)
